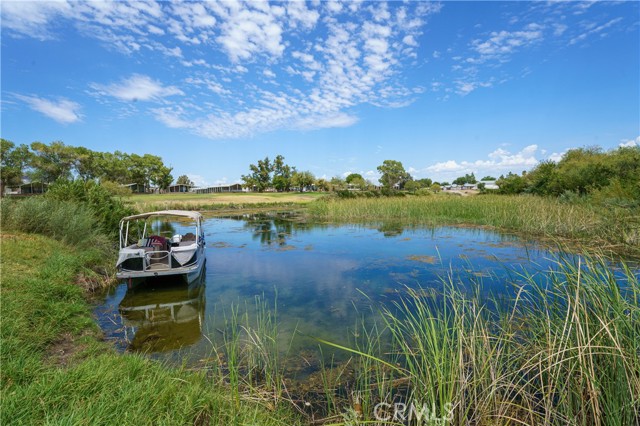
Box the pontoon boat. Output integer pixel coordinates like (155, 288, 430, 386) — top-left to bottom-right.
(116, 210, 206, 282)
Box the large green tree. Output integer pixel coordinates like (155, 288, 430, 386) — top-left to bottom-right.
(241, 156, 273, 192)
(176, 175, 194, 186)
(377, 160, 411, 190)
(291, 170, 315, 192)
(29, 141, 77, 183)
(272, 155, 293, 192)
(496, 172, 527, 195)
(315, 178, 330, 192)
(127, 153, 173, 190)
(1, 139, 31, 195)
(453, 173, 477, 185)
(93, 151, 131, 184)
(345, 173, 368, 190)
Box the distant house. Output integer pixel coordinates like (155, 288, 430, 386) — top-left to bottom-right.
(481, 180, 500, 190)
(3, 182, 48, 196)
(122, 183, 147, 193)
(19, 181, 48, 195)
(4, 185, 21, 196)
(168, 184, 192, 193)
(192, 183, 244, 194)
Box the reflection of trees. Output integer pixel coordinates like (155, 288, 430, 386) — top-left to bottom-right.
(151, 220, 177, 237)
(377, 221, 404, 237)
(118, 271, 206, 352)
(239, 213, 305, 247)
(252, 217, 294, 246)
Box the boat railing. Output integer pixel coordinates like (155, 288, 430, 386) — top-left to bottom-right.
(146, 250, 171, 271)
(117, 244, 200, 275)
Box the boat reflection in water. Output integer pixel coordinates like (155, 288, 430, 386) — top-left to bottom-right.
(118, 269, 206, 353)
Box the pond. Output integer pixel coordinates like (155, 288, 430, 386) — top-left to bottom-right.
(96, 213, 573, 370)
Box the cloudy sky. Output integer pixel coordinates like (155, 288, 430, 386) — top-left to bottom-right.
(2, 0, 638, 186)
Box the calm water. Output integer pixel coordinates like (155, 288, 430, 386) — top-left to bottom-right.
(95, 213, 566, 367)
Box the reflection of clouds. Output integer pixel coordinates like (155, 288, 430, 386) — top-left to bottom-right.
(208, 249, 363, 320)
(99, 217, 566, 365)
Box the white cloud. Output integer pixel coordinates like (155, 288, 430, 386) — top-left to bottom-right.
(0, 1, 72, 40)
(152, 107, 191, 129)
(14, 94, 81, 124)
(402, 35, 418, 47)
(4, 1, 439, 139)
(425, 145, 542, 180)
(547, 148, 573, 162)
(295, 112, 358, 130)
(286, 1, 320, 30)
(186, 174, 209, 187)
(426, 160, 465, 173)
(468, 23, 544, 64)
(619, 136, 639, 148)
(569, 17, 623, 45)
(91, 74, 183, 102)
(215, 2, 286, 62)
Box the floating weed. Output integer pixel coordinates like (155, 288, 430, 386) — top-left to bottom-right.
(406, 254, 438, 264)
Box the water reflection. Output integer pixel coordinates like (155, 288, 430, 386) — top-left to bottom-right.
(98, 213, 570, 363)
(246, 214, 295, 246)
(118, 270, 206, 353)
(376, 221, 404, 237)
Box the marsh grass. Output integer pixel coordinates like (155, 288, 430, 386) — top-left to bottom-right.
(308, 194, 640, 254)
(0, 197, 109, 249)
(206, 294, 295, 413)
(318, 254, 640, 425)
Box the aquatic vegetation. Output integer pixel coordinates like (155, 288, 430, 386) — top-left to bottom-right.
(318, 254, 640, 425)
(406, 254, 438, 264)
(308, 194, 640, 255)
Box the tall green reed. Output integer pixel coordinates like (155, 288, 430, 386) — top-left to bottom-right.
(308, 195, 639, 254)
(317, 254, 639, 425)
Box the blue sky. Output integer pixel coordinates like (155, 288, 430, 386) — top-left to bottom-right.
(2, 1, 638, 186)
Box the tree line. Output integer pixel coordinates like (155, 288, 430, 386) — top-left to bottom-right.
(4, 139, 636, 203)
(493, 146, 640, 204)
(1, 139, 174, 194)
(241, 146, 640, 204)
(241, 156, 429, 193)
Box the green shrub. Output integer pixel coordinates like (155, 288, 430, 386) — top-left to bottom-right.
(415, 188, 432, 196)
(46, 179, 135, 237)
(99, 180, 133, 197)
(0, 197, 107, 249)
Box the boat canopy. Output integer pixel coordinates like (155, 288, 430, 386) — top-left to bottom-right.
(120, 210, 203, 222)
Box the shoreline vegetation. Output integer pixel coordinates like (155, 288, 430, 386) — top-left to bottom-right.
(307, 194, 640, 257)
(0, 232, 302, 425)
(2, 228, 638, 424)
(124, 190, 639, 257)
(1, 181, 639, 424)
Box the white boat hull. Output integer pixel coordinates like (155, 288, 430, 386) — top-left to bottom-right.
(116, 252, 205, 282)
(115, 210, 206, 284)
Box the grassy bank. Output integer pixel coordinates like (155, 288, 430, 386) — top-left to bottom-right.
(308, 194, 640, 255)
(0, 232, 301, 425)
